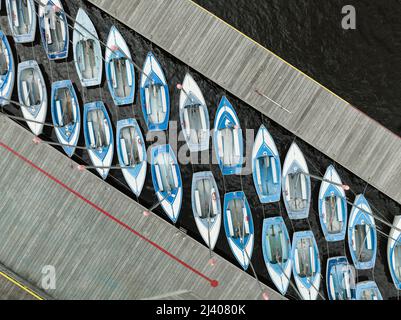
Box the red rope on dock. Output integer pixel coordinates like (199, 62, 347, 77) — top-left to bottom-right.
(0, 141, 218, 288)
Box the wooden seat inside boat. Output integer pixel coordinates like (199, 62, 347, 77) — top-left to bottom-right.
(286, 172, 308, 211)
(87, 109, 109, 149)
(55, 87, 75, 127)
(294, 238, 315, 278)
(154, 153, 179, 193)
(120, 126, 142, 166)
(266, 225, 288, 264)
(183, 102, 207, 144)
(11, 0, 30, 34)
(217, 126, 241, 167)
(255, 155, 279, 195)
(44, 5, 66, 52)
(110, 57, 132, 97)
(21, 69, 42, 108)
(323, 193, 343, 234)
(194, 178, 218, 219)
(352, 223, 374, 262)
(226, 199, 249, 240)
(77, 39, 97, 78)
(145, 82, 166, 123)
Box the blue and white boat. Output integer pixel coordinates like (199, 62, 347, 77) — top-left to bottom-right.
(51, 80, 80, 157)
(318, 165, 347, 242)
(116, 118, 147, 197)
(17, 60, 47, 136)
(213, 96, 243, 175)
(282, 142, 311, 220)
(83, 101, 114, 179)
(326, 256, 356, 300)
(355, 281, 383, 300)
(141, 52, 170, 131)
(387, 215, 401, 290)
(105, 26, 135, 106)
(262, 217, 292, 295)
(191, 171, 221, 250)
(252, 125, 281, 203)
(223, 191, 254, 270)
(292, 231, 321, 300)
(38, 0, 69, 60)
(348, 194, 377, 269)
(150, 144, 182, 223)
(0, 31, 14, 106)
(73, 8, 102, 87)
(179, 73, 209, 151)
(6, 0, 36, 43)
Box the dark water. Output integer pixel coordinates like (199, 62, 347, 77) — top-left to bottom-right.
(1, 0, 400, 300)
(194, 0, 401, 136)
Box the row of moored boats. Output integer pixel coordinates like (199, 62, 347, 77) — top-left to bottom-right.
(0, 0, 399, 300)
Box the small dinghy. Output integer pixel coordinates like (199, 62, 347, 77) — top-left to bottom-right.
(292, 231, 321, 300)
(355, 281, 383, 300)
(282, 142, 311, 220)
(73, 8, 102, 87)
(318, 165, 347, 242)
(38, 0, 69, 60)
(213, 96, 243, 175)
(223, 191, 254, 270)
(140, 52, 170, 131)
(348, 194, 377, 269)
(116, 118, 146, 197)
(51, 80, 80, 157)
(105, 26, 135, 106)
(387, 215, 401, 290)
(191, 171, 221, 249)
(83, 101, 114, 179)
(252, 125, 281, 203)
(179, 73, 209, 151)
(326, 256, 356, 300)
(17, 60, 47, 136)
(262, 216, 292, 295)
(0, 31, 14, 106)
(6, 0, 36, 43)
(151, 144, 182, 223)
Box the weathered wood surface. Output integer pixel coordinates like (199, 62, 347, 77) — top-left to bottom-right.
(0, 117, 283, 300)
(88, 0, 401, 205)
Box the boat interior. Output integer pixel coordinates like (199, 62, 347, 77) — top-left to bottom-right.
(182, 98, 207, 144)
(119, 126, 143, 166)
(329, 264, 354, 299)
(76, 39, 98, 79)
(226, 199, 249, 240)
(110, 57, 132, 98)
(323, 193, 343, 234)
(194, 178, 218, 220)
(285, 171, 308, 212)
(145, 82, 166, 124)
(20, 68, 43, 111)
(351, 223, 374, 262)
(255, 155, 279, 196)
(294, 238, 315, 278)
(154, 152, 179, 194)
(44, 6, 66, 53)
(360, 288, 379, 300)
(87, 109, 110, 150)
(0, 42, 9, 77)
(54, 87, 76, 129)
(11, 0, 32, 35)
(217, 127, 241, 167)
(265, 224, 288, 265)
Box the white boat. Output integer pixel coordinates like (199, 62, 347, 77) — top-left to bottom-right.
(252, 124, 281, 203)
(73, 8, 102, 87)
(17, 60, 47, 136)
(355, 281, 383, 300)
(281, 142, 311, 220)
(83, 101, 114, 179)
(105, 25, 135, 106)
(116, 118, 147, 197)
(348, 194, 377, 269)
(318, 165, 347, 242)
(191, 171, 221, 250)
(179, 73, 209, 151)
(291, 231, 321, 300)
(140, 52, 170, 131)
(6, 0, 36, 43)
(388, 215, 401, 290)
(38, 0, 69, 60)
(326, 256, 356, 300)
(51, 80, 80, 157)
(0, 31, 15, 106)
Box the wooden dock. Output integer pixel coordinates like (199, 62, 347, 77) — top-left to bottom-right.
(88, 0, 401, 205)
(0, 117, 283, 300)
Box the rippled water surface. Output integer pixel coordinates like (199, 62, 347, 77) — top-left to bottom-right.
(0, 0, 400, 300)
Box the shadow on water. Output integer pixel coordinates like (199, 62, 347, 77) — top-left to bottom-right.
(0, 0, 400, 300)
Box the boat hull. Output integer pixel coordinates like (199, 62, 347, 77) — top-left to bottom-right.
(0, 32, 15, 106)
(387, 215, 401, 290)
(326, 256, 356, 300)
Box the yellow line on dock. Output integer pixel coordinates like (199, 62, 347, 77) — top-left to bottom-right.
(188, 0, 351, 106)
(0, 271, 44, 300)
